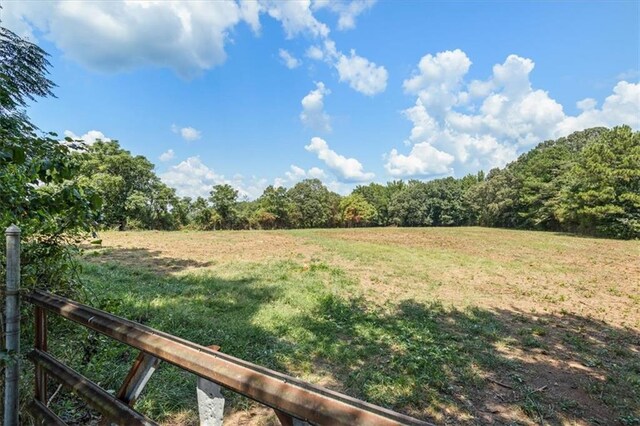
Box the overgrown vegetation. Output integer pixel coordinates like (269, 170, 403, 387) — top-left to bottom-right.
(0, 26, 98, 297)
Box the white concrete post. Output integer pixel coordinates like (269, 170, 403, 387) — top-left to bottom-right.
(4, 225, 21, 426)
(197, 377, 225, 426)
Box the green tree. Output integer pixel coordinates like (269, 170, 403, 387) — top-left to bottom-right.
(75, 140, 157, 230)
(0, 27, 55, 138)
(340, 194, 376, 227)
(127, 180, 180, 230)
(257, 185, 291, 228)
(190, 197, 219, 230)
(287, 179, 340, 228)
(389, 181, 432, 226)
(209, 184, 239, 229)
(172, 197, 193, 228)
(512, 128, 607, 230)
(251, 209, 277, 229)
(469, 168, 520, 228)
(353, 182, 404, 226)
(557, 126, 640, 238)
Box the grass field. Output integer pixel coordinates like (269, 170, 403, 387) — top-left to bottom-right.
(45, 228, 639, 425)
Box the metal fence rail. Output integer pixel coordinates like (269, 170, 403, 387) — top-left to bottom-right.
(26, 290, 430, 426)
(28, 349, 157, 426)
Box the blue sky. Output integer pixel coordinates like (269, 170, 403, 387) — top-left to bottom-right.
(3, 0, 639, 198)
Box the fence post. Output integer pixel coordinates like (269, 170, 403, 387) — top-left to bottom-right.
(197, 345, 225, 426)
(4, 224, 21, 426)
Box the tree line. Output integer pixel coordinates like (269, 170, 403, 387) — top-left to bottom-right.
(73, 125, 639, 239)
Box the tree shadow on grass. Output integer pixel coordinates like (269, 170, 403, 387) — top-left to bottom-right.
(288, 296, 639, 425)
(83, 247, 214, 276)
(38, 254, 316, 424)
(35, 249, 640, 425)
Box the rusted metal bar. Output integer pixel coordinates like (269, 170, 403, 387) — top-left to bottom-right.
(274, 408, 311, 426)
(117, 351, 162, 406)
(28, 349, 157, 426)
(26, 291, 432, 426)
(27, 399, 67, 426)
(35, 306, 48, 403)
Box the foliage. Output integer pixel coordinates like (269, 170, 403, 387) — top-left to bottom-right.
(0, 27, 55, 137)
(340, 194, 376, 227)
(353, 181, 404, 226)
(56, 126, 640, 239)
(0, 25, 98, 297)
(556, 126, 640, 238)
(470, 127, 639, 238)
(209, 184, 239, 230)
(257, 185, 291, 228)
(287, 179, 341, 228)
(74, 140, 180, 230)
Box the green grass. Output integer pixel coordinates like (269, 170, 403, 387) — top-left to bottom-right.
(29, 228, 640, 425)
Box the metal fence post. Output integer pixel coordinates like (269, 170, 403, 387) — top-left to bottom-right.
(4, 224, 21, 426)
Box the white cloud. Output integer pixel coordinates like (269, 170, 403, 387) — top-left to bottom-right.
(230, 174, 268, 200)
(576, 98, 597, 111)
(4, 1, 388, 96)
(335, 49, 388, 96)
(1, 0, 331, 76)
(263, 0, 329, 38)
(402, 49, 473, 119)
(313, 0, 376, 30)
(159, 149, 175, 162)
(616, 69, 640, 81)
(300, 82, 331, 131)
(172, 124, 202, 141)
(63, 129, 111, 145)
(306, 45, 325, 60)
(278, 48, 301, 69)
(274, 165, 323, 187)
(2, 1, 253, 78)
(269, 2, 388, 95)
(384, 50, 640, 178)
(273, 164, 352, 194)
(181, 127, 201, 141)
(555, 81, 640, 136)
(305, 137, 374, 182)
(403, 49, 472, 97)
(385, 143, 455, 176)
(160, 156, 266, 199)
(160, 157, 224, 199)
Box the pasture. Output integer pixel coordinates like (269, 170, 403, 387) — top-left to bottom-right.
(48, 228, 639, 425)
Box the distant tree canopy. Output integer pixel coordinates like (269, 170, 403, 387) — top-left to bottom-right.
(71, 126, 638, 239)
(471, 126, 639, 238)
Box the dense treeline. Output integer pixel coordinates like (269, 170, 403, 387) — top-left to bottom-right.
(73, 126, 639, 239)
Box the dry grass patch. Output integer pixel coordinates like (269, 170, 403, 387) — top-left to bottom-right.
(299, 227, 640, 329)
